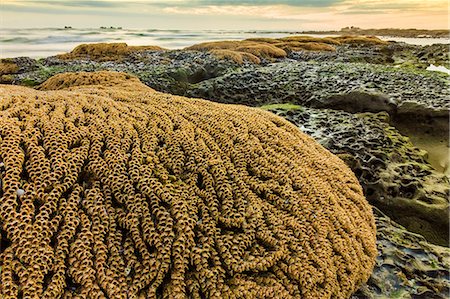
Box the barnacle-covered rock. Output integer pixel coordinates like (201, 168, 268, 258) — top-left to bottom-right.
(0, 71, 376, 298)
(269, 106, 449, 246)
(185, 40, 287, 64)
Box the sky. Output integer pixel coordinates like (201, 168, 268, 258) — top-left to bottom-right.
(0, 0, 448, 30)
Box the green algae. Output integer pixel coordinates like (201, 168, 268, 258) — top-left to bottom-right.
(259, 103, 303, 111)
(269, 107, 449, 246)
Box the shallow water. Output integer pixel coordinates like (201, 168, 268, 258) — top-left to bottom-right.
(380, 36, 449, 46)
(426, 64, 450, 75)
(394, 117, 449, 176)
(0, 27, 448, 58)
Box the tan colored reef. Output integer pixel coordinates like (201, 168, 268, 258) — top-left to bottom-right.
(0, 71, 376, 298)
(0, 59, 19, 76)
(57, 43, 165, 61)
(185, 35, 387, 64)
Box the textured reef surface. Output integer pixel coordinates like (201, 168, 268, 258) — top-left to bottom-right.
(2, 40, 448, 120)
(0, 72, 377, 298)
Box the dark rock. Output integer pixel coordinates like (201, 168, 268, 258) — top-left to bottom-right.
(356, 208, 450, 299)
(269, 106, 449, 246)
(187, 61, 449, 119)
(315, 91, 396, 114)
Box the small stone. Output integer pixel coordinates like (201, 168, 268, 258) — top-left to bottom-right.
(125, 265, 132, 276)
(16, 189, 25, 197)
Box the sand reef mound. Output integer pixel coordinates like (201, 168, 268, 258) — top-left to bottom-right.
(0, 59, 20, 76)
(57, 43, 165, 61)
(37, 70, 146, 91)
(185, 35, 387, 64)
(0, 71, 376, 298)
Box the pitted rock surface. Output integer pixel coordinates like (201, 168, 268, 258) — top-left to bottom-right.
(269, 106, 449, 246)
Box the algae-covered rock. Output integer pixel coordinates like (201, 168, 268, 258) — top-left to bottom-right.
(189, 61, 449, 118)
(395, 43, 450, 70)
(268, 106, 449, 246)
(356, 208, 450, 299)
(0, 57, 38, 84)
(0, 71, 377, 298)
(11, 50, 240, 95)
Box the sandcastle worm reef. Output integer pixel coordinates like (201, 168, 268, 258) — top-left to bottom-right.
(0, 71, 378, 298)
(1, 35, 449, 298)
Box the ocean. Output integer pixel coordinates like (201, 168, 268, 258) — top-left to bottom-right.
(1, 27, 448, 59)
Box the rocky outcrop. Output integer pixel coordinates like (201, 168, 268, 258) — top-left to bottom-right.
(268, 106, 449, 246)
(357, 208, 450, 299)
(188, 61, 449, 118)
(3, 42, 448, 122)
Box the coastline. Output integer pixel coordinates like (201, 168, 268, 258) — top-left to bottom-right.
(1, 33, 449, 298)
(1, 27, 449, 58)
(299, 27, 450, 38)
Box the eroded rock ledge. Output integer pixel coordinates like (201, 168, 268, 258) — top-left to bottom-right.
(268, 106, 449, 246)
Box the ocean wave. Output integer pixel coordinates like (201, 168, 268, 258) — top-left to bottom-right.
(1, 28, 447, 58)
(0, 34, 111, 45)
(79, 31, 102, 35)
(0, 37, 32, 43)
(128, 33, 149, 37)
(34, 36, 110, 44)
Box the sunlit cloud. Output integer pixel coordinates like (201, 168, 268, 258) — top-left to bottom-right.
(162, 5, 319, 19)
(0, 0, 447, 29)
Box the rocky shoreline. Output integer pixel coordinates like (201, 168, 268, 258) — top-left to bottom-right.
(300, 28, 450, 39)
(0, 36, 449, 298)
(269, 106, 449, 246)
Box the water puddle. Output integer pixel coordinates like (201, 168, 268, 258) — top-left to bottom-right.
(426, 64, 450, 75)
(393, 117, 449, 176)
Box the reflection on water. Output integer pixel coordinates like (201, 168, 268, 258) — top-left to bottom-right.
(0, 27, 448, 58)
(382, 36, 449, 46)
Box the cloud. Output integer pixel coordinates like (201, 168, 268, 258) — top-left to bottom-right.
(37, 0, 121, 7)
(4, 0, 445, 13)
(1, 0, 447, 29)
(13, 0, 122, 7)
(179, 0, 342, 7)
(0, 0, 346, 20)
(0, 1, 132, 16)
(5, 0, 344, 9)
(338, 0, 447, 14)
